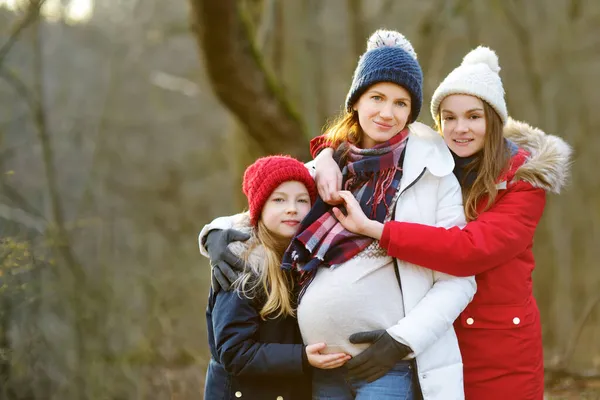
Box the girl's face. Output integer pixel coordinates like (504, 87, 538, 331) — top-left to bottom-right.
(353, 82, 412, 149)
(439, 94, 487, 157)
(261, 181, 311, 238)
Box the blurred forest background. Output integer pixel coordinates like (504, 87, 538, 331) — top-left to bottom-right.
(0, 0, 598, 398)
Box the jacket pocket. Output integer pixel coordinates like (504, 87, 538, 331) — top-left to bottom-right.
(459, 302, 535, 330)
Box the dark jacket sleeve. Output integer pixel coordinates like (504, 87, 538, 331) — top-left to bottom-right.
(211, 289, 306, 377)
(380, 181, 546, 276)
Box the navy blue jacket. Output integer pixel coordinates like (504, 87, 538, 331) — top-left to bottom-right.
(204, 286, 312, 400)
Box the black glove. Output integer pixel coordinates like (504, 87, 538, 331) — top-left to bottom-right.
(346, 329, 412, 383)
(205, 228, 251, 293)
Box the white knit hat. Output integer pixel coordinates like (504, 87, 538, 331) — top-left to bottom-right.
(430, 46, 508, 124)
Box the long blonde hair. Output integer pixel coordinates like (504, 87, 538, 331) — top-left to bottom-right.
(234, 221, 296, 320)
(436, 101, 510, 221)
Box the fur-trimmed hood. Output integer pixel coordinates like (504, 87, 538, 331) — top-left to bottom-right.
(504, 118, 573, 194)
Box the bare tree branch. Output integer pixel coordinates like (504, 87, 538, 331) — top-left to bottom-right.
(0, 0, 46, 66)
(28, 0, 82, 277)
(0, 66, 46, 221)
(0, 203, 45, 233)
(499, 0, 543, 116)
(560, 291, 600, 368)
(0, 179, 45, 220)
(256, 0, 277, 51)
(347, 0, 365, 61)
(568, 0, 582, 21)
(188, 0, 308, 159)
(463, 0, 480, 49)
(415, 0, 453, 75)
(28, 10, 90, 394)
(0, 66, 39, 114)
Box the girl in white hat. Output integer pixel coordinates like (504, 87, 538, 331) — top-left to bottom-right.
(331, 46, 572, 400)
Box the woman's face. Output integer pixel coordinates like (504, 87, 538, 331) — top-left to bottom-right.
(439, 94, 487, 157)
(260, 181, 311, 238)
(353, 82, 412, 149)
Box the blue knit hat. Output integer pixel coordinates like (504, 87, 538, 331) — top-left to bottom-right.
(345, 30, 423, 123)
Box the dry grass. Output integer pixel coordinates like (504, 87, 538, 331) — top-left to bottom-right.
(546, 377, 600, 399)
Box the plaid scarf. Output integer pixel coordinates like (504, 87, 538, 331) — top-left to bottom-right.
(282, 129, 409, 294)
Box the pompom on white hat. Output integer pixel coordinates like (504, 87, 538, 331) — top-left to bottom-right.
(430, 46, 508, 124)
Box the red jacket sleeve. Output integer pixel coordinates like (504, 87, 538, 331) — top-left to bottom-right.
(380, 181, 546, 277)
(309, 135, 329, 159)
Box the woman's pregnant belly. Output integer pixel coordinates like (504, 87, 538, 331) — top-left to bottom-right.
(297, 255, 405, 356)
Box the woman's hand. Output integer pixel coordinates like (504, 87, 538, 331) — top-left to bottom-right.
(315, 148, 343, 205)
(306, 343, 351, 369)
(332, 191, 384, 239)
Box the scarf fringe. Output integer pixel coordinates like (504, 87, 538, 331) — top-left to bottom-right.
(366, 166, 400, 216)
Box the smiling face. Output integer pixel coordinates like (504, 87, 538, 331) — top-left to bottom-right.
(353, 82, 412, 149)
(260, 181, 312, 238)
(439, 94, 487, 157)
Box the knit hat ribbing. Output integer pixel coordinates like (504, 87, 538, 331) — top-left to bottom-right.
(242, 156, 317, 226)
(345, 30, 423, 123)
(430, 46, 508, 124)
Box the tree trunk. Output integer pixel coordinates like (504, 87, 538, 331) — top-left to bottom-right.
(188, 0, 309, 159)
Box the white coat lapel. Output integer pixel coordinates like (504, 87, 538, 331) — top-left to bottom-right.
(399, 122, 455, 194)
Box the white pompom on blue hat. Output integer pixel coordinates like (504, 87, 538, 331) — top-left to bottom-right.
(430, 46, 508, 124)
(366, 29, 418, 59)
(346, 30, 423, 123)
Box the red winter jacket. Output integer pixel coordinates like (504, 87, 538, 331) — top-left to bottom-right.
(379, 119, 572, 400)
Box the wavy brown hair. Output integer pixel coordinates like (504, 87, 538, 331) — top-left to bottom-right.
(234, 221, 296, 320)
(323, 104, 413, 151)
(436, 101, 511, 221)
(323, 110, 362, 151)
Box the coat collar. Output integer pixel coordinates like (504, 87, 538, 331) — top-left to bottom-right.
(399, 122, 455, 192)
(503, 118, 572, 194)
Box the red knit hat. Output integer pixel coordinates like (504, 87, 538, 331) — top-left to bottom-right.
(243, 155, 317, 226)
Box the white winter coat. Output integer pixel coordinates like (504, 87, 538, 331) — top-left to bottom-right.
(199, 122, 477, 400)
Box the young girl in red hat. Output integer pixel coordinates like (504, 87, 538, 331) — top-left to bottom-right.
(202, 155, 350, 400)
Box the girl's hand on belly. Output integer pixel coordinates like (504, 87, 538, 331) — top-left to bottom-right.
(306, 343, 352, 369)
(333, 191, 384, 239)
